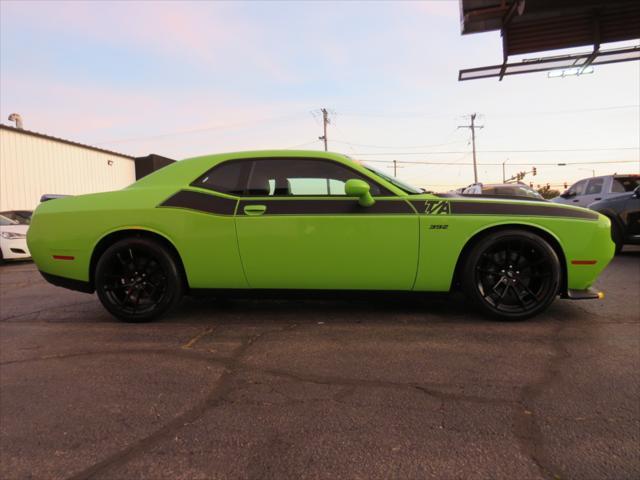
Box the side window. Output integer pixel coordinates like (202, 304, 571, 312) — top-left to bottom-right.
(246, 158, 388, 197)
(612, 177, 640, 192)
(569, 180, 587, 196)
(585, 178, 604, 195)
(193, 160, 250, 195)
(611, 179, 625, 193)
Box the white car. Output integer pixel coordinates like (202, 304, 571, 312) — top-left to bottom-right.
(461, 182, 545, 200)
(0, 211, 32, 262)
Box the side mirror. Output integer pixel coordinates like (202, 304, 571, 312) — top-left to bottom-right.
(561, 190, 574, 199)
(345, 179, 375, 207)
(633, 187, 640, 199)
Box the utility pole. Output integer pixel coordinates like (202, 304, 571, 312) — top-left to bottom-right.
(390, 159, 404, 177)
(502, 159, 508, 183)
(318, 108, 329, 151)
(458, 113, 483, 183)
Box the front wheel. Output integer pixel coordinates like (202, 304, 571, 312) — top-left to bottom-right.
(95, 237, 183, 322)
(610, 219, 624, 254)
(461, 230, 561, 321)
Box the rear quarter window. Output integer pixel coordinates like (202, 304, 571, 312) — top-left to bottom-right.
(612, 176, 640, 193)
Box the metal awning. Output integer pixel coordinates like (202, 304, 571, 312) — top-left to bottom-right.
(460, 45, 640, 81)
(459, 0, 640, 80)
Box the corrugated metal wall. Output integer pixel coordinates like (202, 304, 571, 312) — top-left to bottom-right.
(0, 128, 136, 211)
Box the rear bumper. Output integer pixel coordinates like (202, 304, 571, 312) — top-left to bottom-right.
(40, 271, 94, 294)
(563, 287, 603, 300)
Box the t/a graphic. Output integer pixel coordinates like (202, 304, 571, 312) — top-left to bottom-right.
(424, 200, 450, 215)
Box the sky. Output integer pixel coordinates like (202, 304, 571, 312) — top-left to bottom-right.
(1, 0, 639, 191)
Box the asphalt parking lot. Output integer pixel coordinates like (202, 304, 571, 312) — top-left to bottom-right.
(1, 248, 638, 480)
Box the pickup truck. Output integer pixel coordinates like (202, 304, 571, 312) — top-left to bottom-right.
(551, 174, 640, 208)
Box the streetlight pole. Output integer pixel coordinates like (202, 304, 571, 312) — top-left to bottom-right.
(578, 168, 595, 177)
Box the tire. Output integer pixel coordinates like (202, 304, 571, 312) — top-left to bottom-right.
(609, 219, 624, 254)
(95, 237, 183, 322)
(461, 230, 561, 321)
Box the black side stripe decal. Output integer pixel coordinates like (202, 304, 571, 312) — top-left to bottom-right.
(238, 199, 414, 215)
(410, 200, 598, 220)
(159, 190, 237, 215)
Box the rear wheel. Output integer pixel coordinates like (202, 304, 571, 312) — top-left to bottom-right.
(461, 230, 561, 320)
(95, 237, 183, 322)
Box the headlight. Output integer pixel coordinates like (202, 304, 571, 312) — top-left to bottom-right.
(1, 231, 26, 239)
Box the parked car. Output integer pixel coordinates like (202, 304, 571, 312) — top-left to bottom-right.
(0, 211, 32, 263)
(588, 186, 640, 253)
(28, 151, 614, 322)
(551, 174, 640, 208)
(461, 182, 545, 200)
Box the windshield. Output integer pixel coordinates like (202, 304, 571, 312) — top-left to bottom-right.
(364, 165, 423, 194)
(0, 211, 32, 225)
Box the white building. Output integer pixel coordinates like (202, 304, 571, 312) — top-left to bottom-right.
(0, 124, 137, 211)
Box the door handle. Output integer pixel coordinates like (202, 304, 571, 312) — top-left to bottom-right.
(594, 197, 602, 201)
(572, 199, 579, 202)
(243, 204, 267, 216)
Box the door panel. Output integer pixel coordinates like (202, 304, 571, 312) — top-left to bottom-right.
(235, 198, 419, 290)
(581, 177, 605, 206)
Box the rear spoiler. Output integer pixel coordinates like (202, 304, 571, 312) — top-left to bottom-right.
(40, 194, 70, 203)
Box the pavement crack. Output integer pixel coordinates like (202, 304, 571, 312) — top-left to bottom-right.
(181, 326, 216, 349)
(0, 300, 98, 322)
(512, 314, 572, 480)
(0, 348, 229, 367)
(64, 323, 300, 480)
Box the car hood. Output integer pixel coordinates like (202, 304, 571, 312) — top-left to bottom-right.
(0, 224, 29, 234)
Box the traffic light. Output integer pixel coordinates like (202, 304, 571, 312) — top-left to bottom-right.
(532, 166, 537, 176)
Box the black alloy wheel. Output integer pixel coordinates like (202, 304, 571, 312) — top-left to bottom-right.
(95, 237, 183, 322)
(461, 230, 561, 320)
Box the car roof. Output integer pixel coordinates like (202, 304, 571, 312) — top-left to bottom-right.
(129, 150, 406, 195)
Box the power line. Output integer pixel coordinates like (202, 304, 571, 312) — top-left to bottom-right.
(336, 104, 639, 119)
(360, 159, 638, 166)
(352, 147, 638, 155)
(285, 139, 321, 149)
(94, 111, 308, 145)
(330, 138, 466, 150)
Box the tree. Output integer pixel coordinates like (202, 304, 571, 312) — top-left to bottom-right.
(536, 184, 560, 199)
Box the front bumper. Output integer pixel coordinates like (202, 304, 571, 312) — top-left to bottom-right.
(1, 238, 31, 260)
(40, 271, 94, 293)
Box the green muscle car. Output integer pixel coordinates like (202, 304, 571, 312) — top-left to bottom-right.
(27, 151, 614, 322)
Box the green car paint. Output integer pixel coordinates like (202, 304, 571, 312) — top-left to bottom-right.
(27, 150, 615, 296)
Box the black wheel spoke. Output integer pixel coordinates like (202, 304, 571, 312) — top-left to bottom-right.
(513, 242, 523, 268)
(518, 281, 540, 301)
(529, 272, 551, 279)
(116, 253, 128, 268)
(512, 284, 527, 308)
(491, 277, 505, 291)
(477, 268, 498, 275)
(494, 283, 510, 309)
